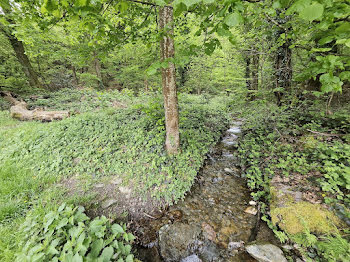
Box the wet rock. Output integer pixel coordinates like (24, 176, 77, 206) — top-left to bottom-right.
(101, 199, 118, 209)
(222, 137, 238, 145)
(227, 127, 241, 134)
(228, 241, 244, 251)
(159, 223, 201, 262)
(245, 206, 258, 215)
(222, 154, 234, 159)
(181, 255, 202, 262)
(202, 222, 216, 242)
(199, 241, 220, 262)
(332, 203, 350, 226)
(224, 168, 234, 174)
(246, 244, 287, 262)
(281, 245, 293, 251)
(168, 210, 183, 221)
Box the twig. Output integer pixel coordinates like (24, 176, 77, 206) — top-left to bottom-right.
(143, 212, 157, 219)
(306, 129, 344, 137)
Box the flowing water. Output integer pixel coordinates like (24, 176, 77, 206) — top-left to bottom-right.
(134, 120, 278, 261)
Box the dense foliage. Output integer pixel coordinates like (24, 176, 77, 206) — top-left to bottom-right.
(0, 0, 349, 261)
(237, 101, 350, 261)
(16, 204, 135, 262)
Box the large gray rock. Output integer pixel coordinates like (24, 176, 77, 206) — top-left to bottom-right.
(246, 244, 287, 262)
(159, 222, 201, 262)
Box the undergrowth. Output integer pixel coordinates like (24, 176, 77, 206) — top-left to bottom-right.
(0, 89, 230, 261)
(237, 100, 350, 261)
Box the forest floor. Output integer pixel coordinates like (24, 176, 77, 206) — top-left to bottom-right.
(0, 88, 349, 261)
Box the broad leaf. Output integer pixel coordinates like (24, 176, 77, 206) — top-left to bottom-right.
(299, 2, 324, 22)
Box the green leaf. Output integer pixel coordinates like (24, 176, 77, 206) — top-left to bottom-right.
(100, 246, 114, 262)
(174, 2, 187, 17)
(335, 22, 350, 34)
(155, 0, 166, 6)
(111, 224, 124, 234)
(72, 253, 83, 262)
(125, 254, 133, 262)
(299, 2, 324, 22)
(224, 12, 243, 27)
(203, 0, 215, 3)
(90, 239, 104, 258)
(76, 0, 88, 7)
(183, 0, 201, 8)
(56, 217, 68, 229)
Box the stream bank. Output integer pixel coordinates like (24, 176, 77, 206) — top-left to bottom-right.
(133, 120, 283, 262)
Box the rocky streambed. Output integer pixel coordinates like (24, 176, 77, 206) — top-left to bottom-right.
(133, 120, 287, 262)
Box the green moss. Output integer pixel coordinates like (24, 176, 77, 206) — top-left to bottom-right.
(271, 201, 342, 235)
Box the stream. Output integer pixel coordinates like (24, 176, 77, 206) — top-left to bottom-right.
(134, 120, 279, 262)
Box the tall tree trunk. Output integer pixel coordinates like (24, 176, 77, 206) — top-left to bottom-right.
(93, 52, 104, 89)
(3, 30, 42, 89)
(72, 65, 79, 85)
(159, 5, 180, 154)
(252, 51, 259, 90)
(274, 13, 292, 105)
(245, 55, 251, 90)
(0, 6, 43, 90)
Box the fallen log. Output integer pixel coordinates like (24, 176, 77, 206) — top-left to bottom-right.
(1, 91, 69, 122)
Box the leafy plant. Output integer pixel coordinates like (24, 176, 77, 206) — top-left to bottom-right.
(16, 203, 135, 262)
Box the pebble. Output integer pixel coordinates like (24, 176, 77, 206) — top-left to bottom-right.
(246, 244, 288, 262)
(95, 184, 104, 188)
(224, 168, 234, 174)
(101, 199, 118, 209)
(249, 201, 257, 206)
(119, 186, 132, 195)
(228, 241, 244, 250)
(181, 255, 202, 262)
(244, 206, 258, 215)
(111, 177, 123, 185)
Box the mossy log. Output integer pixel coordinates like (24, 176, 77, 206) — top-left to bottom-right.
(1, 91, 69, 121)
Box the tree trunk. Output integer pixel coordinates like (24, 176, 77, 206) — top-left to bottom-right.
(93, 52, 104, 89)
(252, 51, 259, 90)
(6, 32, 42, 89)
(0, 8, 42, 89)
(274, 14, 292, 105)
(72, 65, 79, 85)
(159, 5, 180, 155)
(245, 55, 251, 90)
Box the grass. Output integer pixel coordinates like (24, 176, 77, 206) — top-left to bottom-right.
(0, 88, 232, 261)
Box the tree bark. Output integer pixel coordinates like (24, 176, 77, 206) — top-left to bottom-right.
(0, 6, 43, 89)
(274, 13, 292, 105)
(159, 5, 180, 154)
(2, 29, 43, 89)
(93, 52, 104, 89)
(245, 55, 251, 90)
(72, 65, 79, 85)
(252, 51, 259, 90)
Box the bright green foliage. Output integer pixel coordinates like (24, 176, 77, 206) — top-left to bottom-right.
(16, 203, 135, 262)
(23, 88, 134, 113)
(0, 90, 229, 203)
